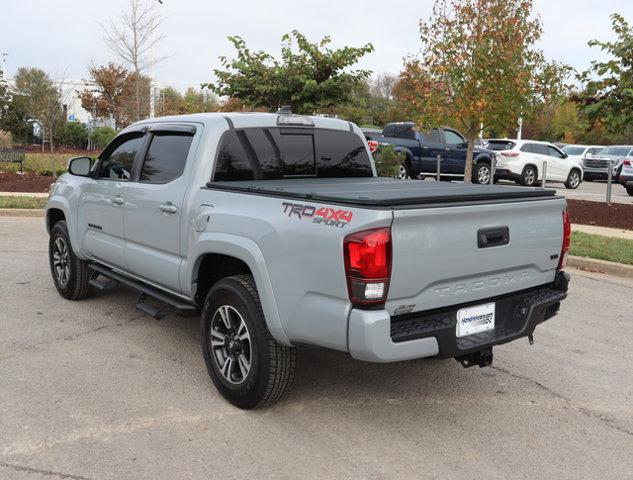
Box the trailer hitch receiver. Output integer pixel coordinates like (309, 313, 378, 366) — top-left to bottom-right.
(456, 347, 493, 368)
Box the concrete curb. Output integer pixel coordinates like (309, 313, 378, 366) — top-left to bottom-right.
(568, 255, 633, 279)
(0, 208, 45, 218)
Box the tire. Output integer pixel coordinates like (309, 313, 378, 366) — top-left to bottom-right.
(200, 274, 296, 409)
(48, 220, 94, 300)
(627, 186, 633, 197)
(520, 165, 538, 187)
(473, 162, 492, 184)
(394, 163, 410, 180)
(565, 169, 582, 189)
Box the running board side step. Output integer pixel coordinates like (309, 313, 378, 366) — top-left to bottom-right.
(88, 263, 198, 320)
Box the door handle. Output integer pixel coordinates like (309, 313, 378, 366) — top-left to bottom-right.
(159, 202, 178, 214)
(111, 196, 125, 205)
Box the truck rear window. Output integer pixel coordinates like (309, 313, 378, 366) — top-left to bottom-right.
(213, 128, 373, 181)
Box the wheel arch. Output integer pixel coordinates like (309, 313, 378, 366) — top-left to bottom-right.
(187, 233, 291, 346)
(45, 198, 82, 254)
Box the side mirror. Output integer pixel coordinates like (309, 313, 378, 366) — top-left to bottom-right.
(562, 153, 569, 159)
(68, 156, 93, 176)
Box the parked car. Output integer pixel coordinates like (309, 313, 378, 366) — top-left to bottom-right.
(562, 145, 604, 168)
(487, 139, 583, 189)
(583, 145, 633, 182)
(619, 158, 633, 196)
(363, 122, 496, 184)
(46, 112, 570, 408)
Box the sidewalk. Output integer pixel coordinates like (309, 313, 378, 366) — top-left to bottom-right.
(0, 191, 49, 198)
(572, 223, 633, 240)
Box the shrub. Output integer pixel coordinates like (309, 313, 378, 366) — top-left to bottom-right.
(90, 126, 117, 149)
(60, 122, 88, 149)
(40, 169, 55, 176)
(373, 144, 406, 177)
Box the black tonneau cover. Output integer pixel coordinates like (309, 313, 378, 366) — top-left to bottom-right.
(205, 178, 558, 209)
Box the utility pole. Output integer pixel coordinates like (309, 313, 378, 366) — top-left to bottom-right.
(517, 117, 523, 140)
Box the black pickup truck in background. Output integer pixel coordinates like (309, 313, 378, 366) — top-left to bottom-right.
(364, 122, 496, 184)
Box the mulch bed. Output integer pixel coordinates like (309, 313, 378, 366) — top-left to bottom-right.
(567, 199, 633, 231)
(0, 173, 56, 193)
(1, 173, 631, 230)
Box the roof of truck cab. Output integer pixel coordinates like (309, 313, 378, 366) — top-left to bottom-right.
(128, 112, 355, 132)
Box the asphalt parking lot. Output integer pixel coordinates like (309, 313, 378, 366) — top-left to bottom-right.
(538, 178, 631, 204)
(1, 217, 632, 480)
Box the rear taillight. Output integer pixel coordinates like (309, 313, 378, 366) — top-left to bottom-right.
(500, 151, 520, 158)
(344, 227, 392, 307)
(558, 210, 571, 270)
(367, 140, 379, 154)
(623, 160, 631, 166)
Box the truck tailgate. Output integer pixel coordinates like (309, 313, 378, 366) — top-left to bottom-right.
(386, 197, 565, 315)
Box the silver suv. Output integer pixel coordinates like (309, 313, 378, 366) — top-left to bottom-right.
(583, 145, 633, 182)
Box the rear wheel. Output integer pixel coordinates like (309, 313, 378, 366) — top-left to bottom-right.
(200, 275, 296, 409)
(520, 165, 538, 187)
(473, 162, 492, 184)
(627, 186, 633, 196)
(565, 169, 581, 189)
(48, 221, 94, 300)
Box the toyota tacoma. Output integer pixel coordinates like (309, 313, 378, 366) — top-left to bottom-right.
(46, 112, 570, 409)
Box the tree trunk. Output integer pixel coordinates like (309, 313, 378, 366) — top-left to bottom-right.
(49, 125, 54, 154)
(464, 135, 476, 184)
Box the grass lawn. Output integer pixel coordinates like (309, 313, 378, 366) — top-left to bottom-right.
(1, 153, 79, 175)
(0, 196, 47, 209)
(570, 231, 633, 266)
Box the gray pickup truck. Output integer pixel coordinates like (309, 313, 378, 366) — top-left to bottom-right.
(46, 112, 570, 409)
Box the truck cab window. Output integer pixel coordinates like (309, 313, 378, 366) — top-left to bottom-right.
(443, 129, 464, 146)
(98, 135, 144, 180)
(213, 128, 372, 181)
(140, 133, 194, 184)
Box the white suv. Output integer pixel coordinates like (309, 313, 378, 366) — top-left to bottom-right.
(487, 139, 583, 189)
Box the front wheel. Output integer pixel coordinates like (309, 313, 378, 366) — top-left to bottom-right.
(394, 163, 410, 179)
(200, 275, 296, 409)
(565, 169, 582, 189)
(48, 220, 94, 300)
(520, 165, 538, 187)
(473, 162, 492, 184)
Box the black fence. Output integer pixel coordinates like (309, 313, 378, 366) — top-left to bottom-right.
(0, 148, 26, 171)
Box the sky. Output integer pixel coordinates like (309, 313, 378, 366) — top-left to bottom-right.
(1, 0, 632, 91)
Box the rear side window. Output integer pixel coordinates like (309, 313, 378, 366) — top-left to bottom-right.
(520, 143, 536, 153)
(421, 128, 443, 144)
(488, 140, 516, 151)
(140, 132, 194, 183)
(213, 128, 373, 181)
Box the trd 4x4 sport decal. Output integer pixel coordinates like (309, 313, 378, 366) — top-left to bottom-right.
(281, 202, 353, 228)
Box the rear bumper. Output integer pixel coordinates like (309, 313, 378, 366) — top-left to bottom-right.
(348, 271, 569, 362)
(620, 175, 633, 186)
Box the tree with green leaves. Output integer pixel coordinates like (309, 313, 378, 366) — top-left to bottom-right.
(14, 67, 64, 152)
(577, 14, 633, 136)
(206, 30, 374, 114)
(155, 86, 219, 116)
(402, 0, 568, 183)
